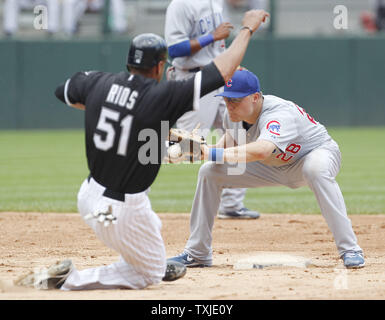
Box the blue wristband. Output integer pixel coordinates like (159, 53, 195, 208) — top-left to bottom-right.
(198, 33, 214, 48)
(209, 148, 224, 162)
(168, 40, 192, 58)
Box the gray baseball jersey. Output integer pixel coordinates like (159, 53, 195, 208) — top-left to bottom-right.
(165, 0, 225, 70)
(182, 94, 362, 265)
(224, 95, 331, 167)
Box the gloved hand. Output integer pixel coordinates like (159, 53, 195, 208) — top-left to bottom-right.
(166, 125, 206, 163)
(84, 205, 117, 227)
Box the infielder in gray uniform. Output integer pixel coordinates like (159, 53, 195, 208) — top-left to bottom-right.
(169, 69, 365, 269)
(165, 0, 259, 219)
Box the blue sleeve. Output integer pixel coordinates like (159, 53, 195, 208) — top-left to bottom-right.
(168, 40, 191, 58)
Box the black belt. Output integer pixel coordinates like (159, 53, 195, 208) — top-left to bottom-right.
(188, 67, 202, 73)
(87, 175, 125, 202)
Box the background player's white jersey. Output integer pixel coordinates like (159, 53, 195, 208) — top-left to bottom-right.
(165, 0, 225, 70)
(224, 95, 331, 167)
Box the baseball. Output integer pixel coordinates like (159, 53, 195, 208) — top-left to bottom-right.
(168, 143, 182, 159)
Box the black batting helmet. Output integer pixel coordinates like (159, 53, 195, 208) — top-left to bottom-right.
(127, 33, 167, 70)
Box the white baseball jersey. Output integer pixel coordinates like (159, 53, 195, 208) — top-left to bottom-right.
(165, 0, 225, 70)
(224, 95, 331, 167)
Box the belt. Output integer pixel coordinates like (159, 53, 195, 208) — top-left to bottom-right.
(187, 67, 202, 73)
(87, 175, 125, 202)
(175, 66, 202, 73)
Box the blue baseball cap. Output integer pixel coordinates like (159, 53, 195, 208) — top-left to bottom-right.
(216, 70, 261, 98)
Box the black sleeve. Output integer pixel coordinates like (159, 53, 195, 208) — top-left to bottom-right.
(54, 71, 101, 105)
(199, 62, 225, 98)
(54, 83, 66, 103)
(139, 62, 224, 127)
(161, 62, 224, 122)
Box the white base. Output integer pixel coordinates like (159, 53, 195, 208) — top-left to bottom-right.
(233, 252, 312, 269)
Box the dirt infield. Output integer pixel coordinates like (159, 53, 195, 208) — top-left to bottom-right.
(0, 212, 384, 300)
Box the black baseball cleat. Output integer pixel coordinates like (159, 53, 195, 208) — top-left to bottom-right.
(14, 259, 73, 290)
(162, 261, 187, 282)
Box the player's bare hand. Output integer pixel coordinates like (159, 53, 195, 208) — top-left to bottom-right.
(242, 10, 270, 33)
(212, 22, 234, 41)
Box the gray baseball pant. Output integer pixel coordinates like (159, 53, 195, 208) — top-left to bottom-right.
(184, 139, 362, 265)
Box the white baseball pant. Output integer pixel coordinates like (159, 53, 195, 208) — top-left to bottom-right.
(61, 177, 166, 290)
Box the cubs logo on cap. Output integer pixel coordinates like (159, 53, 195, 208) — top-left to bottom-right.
(267, 120, 281, 136)
(215, 70, 261, 99)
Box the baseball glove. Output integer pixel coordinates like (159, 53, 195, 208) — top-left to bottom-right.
(166, 126, 206, 163)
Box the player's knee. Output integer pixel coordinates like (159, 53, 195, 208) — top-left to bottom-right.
(198, 162, 225, 180)
(302, 157, 329, 181)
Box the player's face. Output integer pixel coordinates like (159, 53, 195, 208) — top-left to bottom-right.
(224, 95, 253, 122)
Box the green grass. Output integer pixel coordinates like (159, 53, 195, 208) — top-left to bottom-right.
(0, 128, 384, 214)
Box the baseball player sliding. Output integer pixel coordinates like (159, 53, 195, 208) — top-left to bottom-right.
(15, 10, 270, 290)
(169, 69, 365, 269)
(165, 0, 260, 219)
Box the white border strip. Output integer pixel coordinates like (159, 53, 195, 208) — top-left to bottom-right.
(193, 71, 202, 111)
(64, 79, 72, 106)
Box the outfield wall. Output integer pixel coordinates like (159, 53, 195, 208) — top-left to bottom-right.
(0, 37, 384, 129)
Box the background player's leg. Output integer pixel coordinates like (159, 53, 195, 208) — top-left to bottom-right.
(46, 0, 60, 34)
(185, 162, 282, 264)
(211, 100, 248, 215)
(299, 141, 362, 256)
(62, 0, 87, 35)
(3, 0, 20, 36)
(109, 0, 127, 33)
(176, 88, 219, 135)
(219, 188, 246, 212)
(173, 69, 259, 219)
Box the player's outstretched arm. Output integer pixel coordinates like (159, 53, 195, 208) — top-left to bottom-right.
(213, 10, 269, 82)
(55, 83, 86, 110)
(54, 71, 101, 110)
(201, 139, 276, 163)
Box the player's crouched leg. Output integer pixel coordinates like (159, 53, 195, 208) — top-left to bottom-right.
(198, 161, 229, 185)
(300, 145, 364, 266)
(301, 145, 340, 187)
